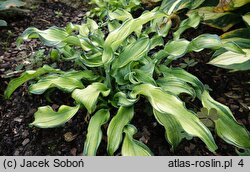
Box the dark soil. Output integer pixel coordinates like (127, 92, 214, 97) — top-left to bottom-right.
(0, 2, 89, 156)
(0, 2, 250, 156)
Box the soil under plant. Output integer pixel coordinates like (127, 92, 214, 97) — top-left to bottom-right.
(0, 2, 250, 156)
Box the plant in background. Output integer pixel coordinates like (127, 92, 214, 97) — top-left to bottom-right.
(191, 0, 250, 31)
(5, 0, 250, 156)
(188, 0, 250, 70)
(179, 57, 198, 69)
(0, 0, 26, 26)
(88, 0, 142, 19)
(150, 0, 250, 71)
(54, 10, 63, 18)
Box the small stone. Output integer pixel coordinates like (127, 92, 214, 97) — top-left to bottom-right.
(14, 117, 23, 123)
(11, 42, 16, 48)
(64, 132, 77, 142)
(52, 104, 59, 111)
(139, 136, 148, 144)
(63, 17, 68, 22)
(22, 130, 29, 138)
(72, 18, 77, 22)
(14, 134, 20, 137)
(152, 122, 157, 127)
(77, 13, 84, 17)
(14, 150, 20, 156)
(22, 138, 30, 146)
(70, 148, 77, 156)
(13, 128, 18, 135)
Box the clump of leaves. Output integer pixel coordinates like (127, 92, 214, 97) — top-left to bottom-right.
(191, 0, 250, 31)
(152, 0, 250, 71)
(187, 0, 250, 71)
(179, 58, 198, 69)
(197, 107, 218, 128)
(5, 1, 250, 156)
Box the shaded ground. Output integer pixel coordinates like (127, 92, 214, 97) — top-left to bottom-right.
(0, 2, 249, 156)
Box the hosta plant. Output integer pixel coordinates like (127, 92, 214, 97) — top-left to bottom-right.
(185, 0, 250, 70)
(154, 0, 250, 71)
(190, 0, 250, 31)
(5, 5, 250, 156)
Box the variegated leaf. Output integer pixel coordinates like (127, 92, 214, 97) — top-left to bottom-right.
(121, 124, 153, 156)
(4, 65, 62, 99)
(72, 83, 110, 114)
(131, 84, 217, 152)
(201, 90, 250, 149)
(30, 105, 80, 128)
(84, 109, 110, 156)
(107, 106, 134, 155)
